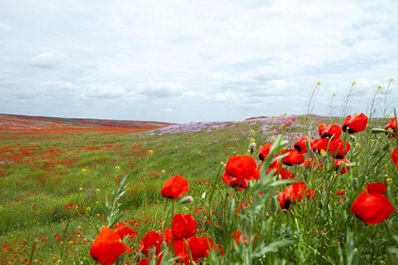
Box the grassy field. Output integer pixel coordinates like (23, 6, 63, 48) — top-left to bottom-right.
(0, 114, 397, 264)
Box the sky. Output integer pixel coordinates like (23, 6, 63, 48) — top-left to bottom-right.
(0, 0, 397, 123)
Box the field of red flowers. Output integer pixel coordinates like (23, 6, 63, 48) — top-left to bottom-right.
(0, 113, 397, 264)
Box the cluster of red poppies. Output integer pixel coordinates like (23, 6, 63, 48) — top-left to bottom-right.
(89, 113, 397, 265)
(223, 113, 395, 222)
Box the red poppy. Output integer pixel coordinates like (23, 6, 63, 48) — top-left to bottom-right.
(293, 136, 309, 153)
(234, 230, 249, 245)
(311, 138, 330, 153)
(140, 231, 163, 256)
(172, 214, 197, 240)
(258, 143, 272, 160)
(173, 240, 191, 265)
(333, 158, 350, 174)
(281, 149, 305, 166)
(351, 189, 394, 225)
(222, 155, 260, 190)
(342, 113, 368, 134)
(278, 182, 316, 210)
(318, 124, 327, 137)
(392, 147, 398, 169)
(137, 259, 149, 265)
(161, 176, 189, 200)
(385, 118, 397, 138)
(114, 222, 137, 239)
(303, 158, 322, 170)
(90, 227, 130, 265)
(365, 183, 387, 194)
(188, 235, 215, 259)
(319, 124, 342, 139)
(267, 161, 294, 180)
(164, 228, 173, 245)
(328, 139, 350, 158)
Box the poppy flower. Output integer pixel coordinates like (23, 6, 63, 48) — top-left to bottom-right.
(342, 113, 368, 134)
(318, 124, 327, 138)
(385, 118, 397, 138)
(222, 155, 260, 190)
(266, 161, 294, 180)
(319, 124, 342, 139)
(303, 158, 322, 170)
(333, 158, 351, 174)
(172, 214, 197, 240)
(258, 143, 272, 161)
(293, 136, 309, 153)
(173, 240, 191, 265)
(234, 230, 249, 245)
(365, 183, 387, 194)
(164, 228, 173, 245)
(90, 227, 130, 265)
(311, 138, 330, 153)
(392, 147, 398, 169)
(140, 231, 163, 256)
(278, 182, 316, 210)
(328, 139, 350, 158)
(188, 235, 215, 259)
(281, 149, 305, 166)
(114, 222, 137, 239)
(351, 188, 394, 225)
(161, 176, 189, 200)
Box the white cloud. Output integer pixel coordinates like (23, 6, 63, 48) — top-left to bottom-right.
(0, 0, 397, 121)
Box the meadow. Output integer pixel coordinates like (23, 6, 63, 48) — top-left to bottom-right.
(0, 113, 397, 265)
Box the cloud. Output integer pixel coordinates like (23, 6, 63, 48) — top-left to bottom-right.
(31, 52, 64, 69)
(0, 0, 397, 122)
(85, 83, 130, 99)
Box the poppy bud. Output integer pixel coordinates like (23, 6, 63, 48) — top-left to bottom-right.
(179, 195, 194, 204)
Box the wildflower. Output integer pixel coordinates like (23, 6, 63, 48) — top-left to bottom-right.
(140, 231, 163, 256)
(234, 230, 249, 245)
(293, 136, 309, 153)
(173, 239, 191, 265)
(318, 124, 342, 139)
(95, 188, 101, 193)
(351, 183, 394, 225)
(90, 227, 130, 265)
(385, 118, 397, 138)
(161, 176, 189, 200)
(188, 235, 215, 259)
(386, 177, 393, 184)
(333, 158, 351, 174)
(281, 149, 305, 166)
(160, 169, 166, 174)
(114, 222, 137, 239)
(342, 113, 368, 134)
(147, 149, 154, 155)
(311, 138, 329, 153)
(267, 160, 294, 180)
(258, 143, 272, 161)
(278, 182, 316, 210)
(222, 155, 260, 190)
(172, 214, 197, 240)
(328, 139, 351, 158)
(365, 183, 387, 194)
(114, 165, 121, 172)
(392, 147, 398, 169)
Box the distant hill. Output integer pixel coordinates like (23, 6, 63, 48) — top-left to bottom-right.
(0, 113, 172, 134)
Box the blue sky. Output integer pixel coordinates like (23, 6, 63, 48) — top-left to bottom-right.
(0, 0, 397, 123)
